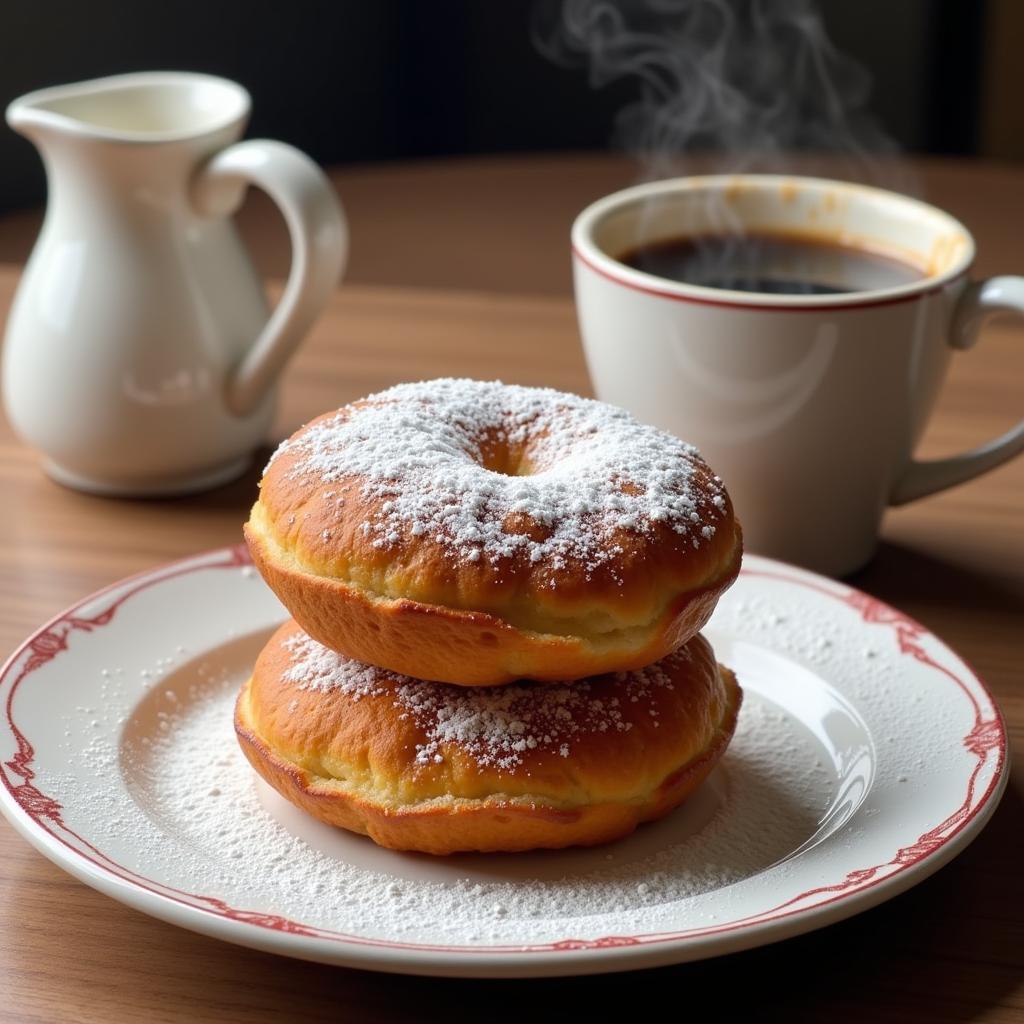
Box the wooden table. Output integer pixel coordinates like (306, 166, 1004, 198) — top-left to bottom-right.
(1, 155, 1021, 1022)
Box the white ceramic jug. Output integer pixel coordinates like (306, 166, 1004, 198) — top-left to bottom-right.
(3, 72, 347, 495)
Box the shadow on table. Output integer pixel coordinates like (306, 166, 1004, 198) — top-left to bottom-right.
(172, 445, 276, 515)
(848, 539, 1024, 620)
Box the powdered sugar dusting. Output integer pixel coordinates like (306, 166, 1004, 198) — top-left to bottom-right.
(281, 631, 683, 769)
(112, 674, 828, 944)
(268, 379, 728, 572)
(39, 617, 865, 949)
(28, 562, 974, 953)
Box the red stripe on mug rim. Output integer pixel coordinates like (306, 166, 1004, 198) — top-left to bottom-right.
(572, 243, 968, 313)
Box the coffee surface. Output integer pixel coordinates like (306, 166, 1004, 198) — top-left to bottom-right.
(619, 232, 925, 295)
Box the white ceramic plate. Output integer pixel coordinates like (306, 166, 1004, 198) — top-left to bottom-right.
(0, 547, 1008, 977)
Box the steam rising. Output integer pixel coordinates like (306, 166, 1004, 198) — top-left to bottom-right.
(536, 0, 914, 192)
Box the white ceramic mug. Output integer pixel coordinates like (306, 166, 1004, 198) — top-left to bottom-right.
(573, 175, 1024, 576)
(3, 72, 346, 496)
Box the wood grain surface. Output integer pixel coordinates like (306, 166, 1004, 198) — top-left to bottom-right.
(0, 155, 1021, 1022)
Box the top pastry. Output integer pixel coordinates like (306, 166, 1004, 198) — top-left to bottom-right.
(244, 378, 742, 685)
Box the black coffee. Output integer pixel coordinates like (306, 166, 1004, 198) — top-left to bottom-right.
(619, 232, 925, 295)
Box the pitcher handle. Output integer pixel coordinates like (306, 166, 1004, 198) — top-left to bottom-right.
(191, 139, 347, 417)
(890, 276, 1024, 505)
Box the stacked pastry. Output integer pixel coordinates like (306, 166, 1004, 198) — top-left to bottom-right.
(236, 379, 743, 854)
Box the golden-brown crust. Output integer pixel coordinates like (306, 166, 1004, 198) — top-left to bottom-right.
(234, 622, 743, 855)
(246, 385, 742, 685)
(245, 517, 739, 686)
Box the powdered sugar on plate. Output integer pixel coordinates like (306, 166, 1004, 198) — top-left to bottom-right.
(268, 379, 730, 571)
(48, 630, 838, 947)
(10, 553, 1002, 969)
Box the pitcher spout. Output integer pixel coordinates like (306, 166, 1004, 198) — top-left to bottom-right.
(5, 72, 250, 147)
(6, 91, 66, 148)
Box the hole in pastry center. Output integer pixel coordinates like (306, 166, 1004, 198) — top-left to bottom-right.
(477, 437, 536, 477)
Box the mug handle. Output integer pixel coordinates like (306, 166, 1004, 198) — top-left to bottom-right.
(890, 276, 1024, 505)
(190, 139, 348, 417)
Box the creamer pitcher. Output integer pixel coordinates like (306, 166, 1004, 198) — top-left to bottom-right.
(3, 72, 347, 495)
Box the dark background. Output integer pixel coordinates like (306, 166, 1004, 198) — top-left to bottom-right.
(0, 0, 1002, 215)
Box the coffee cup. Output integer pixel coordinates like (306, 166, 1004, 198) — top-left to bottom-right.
(572, 174, 1024, 577)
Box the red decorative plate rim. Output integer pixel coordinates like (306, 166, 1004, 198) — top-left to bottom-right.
(0, 547, 1009, 966)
